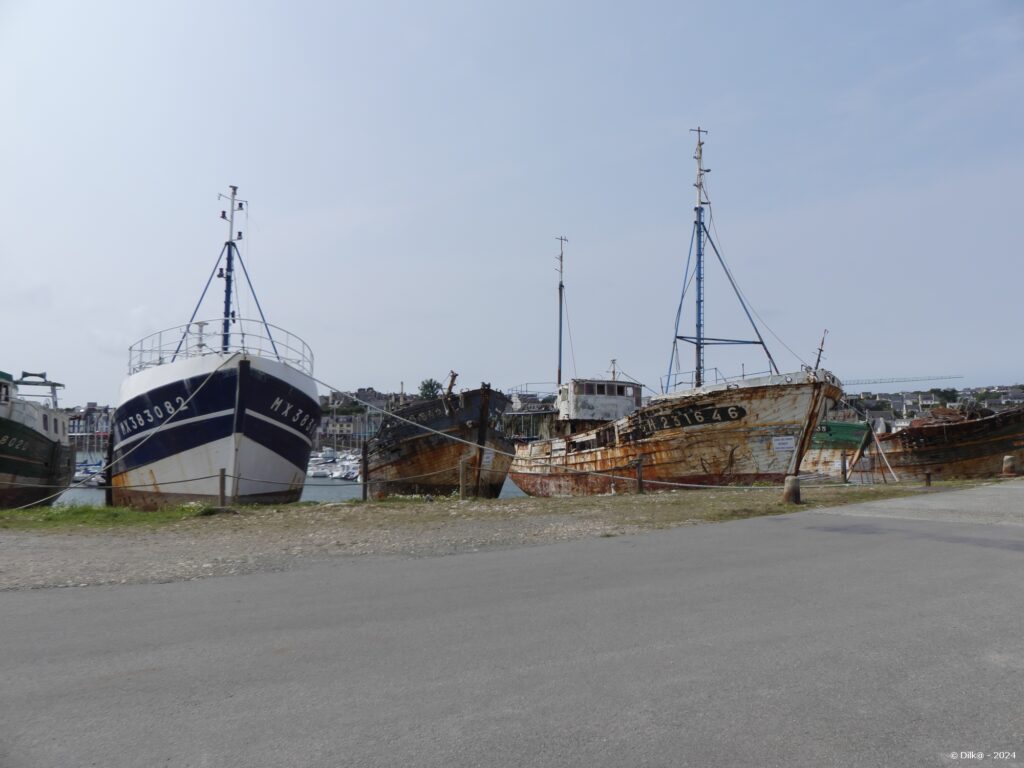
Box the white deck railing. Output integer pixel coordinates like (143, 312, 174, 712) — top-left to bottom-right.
(128, 318, 314, 375)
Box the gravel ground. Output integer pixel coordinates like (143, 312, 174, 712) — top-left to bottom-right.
(0, 485, 932, 590)
(0, 497, 647, 590)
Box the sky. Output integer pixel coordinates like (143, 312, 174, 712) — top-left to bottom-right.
(1, 0, 1022, 406)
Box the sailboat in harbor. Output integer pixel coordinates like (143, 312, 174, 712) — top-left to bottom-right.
(509, 130, 843, 496)
(109, 186, 321, 509)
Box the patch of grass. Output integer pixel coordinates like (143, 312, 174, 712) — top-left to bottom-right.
(0, 503, 206, 530)
(0, 478, 992, 533)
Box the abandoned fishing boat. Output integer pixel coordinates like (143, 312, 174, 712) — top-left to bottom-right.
(110, 186, 321, 510)
(509, 130, 842, 496)
(502, 242, 644, 444)
(0, 371, 75, 508)
(365, 374, 513, 499)
(847, 405, 1024, 483)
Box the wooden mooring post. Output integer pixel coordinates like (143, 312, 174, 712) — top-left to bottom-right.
(635, 455, 645, 494)
(218, 468, 226, 507)
(361, 442, 369, 501)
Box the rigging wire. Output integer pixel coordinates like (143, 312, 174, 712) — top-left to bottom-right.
(704, 199, 810, 369)
(562, 287, 578, 380)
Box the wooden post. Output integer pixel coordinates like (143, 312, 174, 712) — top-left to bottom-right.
(636, 455, 645, 494)
(782, 475, 800, 504)
(459, 458, 467, 500)
(104, 436, 114, 507)
(361, 441, 369, 501)
(924, 472, 931, 487)
(218, 468, 226, 507)
(839, 449, 848, 484)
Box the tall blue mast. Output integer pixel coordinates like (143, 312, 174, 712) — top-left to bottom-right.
(693, 128, 707, 387)
(664, 129, 779, 393)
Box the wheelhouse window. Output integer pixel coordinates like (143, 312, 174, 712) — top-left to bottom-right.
(43, 414, 49, 431)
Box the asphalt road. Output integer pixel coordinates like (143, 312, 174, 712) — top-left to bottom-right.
(3, 482, 1023, 768)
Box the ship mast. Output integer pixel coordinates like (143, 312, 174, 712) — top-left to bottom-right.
(664, 129, 779, 393)
(175, 185, 283, 363)
(556, 235, 568, 388)
(218, 185, 245, 353)
(693, 128, 708, 387)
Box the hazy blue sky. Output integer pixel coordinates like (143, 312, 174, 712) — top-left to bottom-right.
(2, 1, 1021, 405)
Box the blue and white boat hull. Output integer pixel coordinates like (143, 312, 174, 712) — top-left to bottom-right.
(110, 353, 320, 509)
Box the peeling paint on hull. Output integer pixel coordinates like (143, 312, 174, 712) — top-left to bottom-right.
(858, 407, 1024, 483)
(510, 371, 842, 497)
(367, 386, 514, 499)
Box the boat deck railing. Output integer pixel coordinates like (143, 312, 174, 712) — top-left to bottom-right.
(662, 367, 775, 393)
(128, 318, 314, 375)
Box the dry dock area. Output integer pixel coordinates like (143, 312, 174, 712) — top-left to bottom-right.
(2, 480, 1023, 768)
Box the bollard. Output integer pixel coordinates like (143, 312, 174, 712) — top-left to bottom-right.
(1002, 455, 1017, 477)
(839, 450, 848, 484)
(782, 475, 801, 504)
(636, 455, 645, 494)
(924, 472, 931, 487)
(218, 468, 226, 507)
(459, 458, 467, 500)
(361, 442, 369, 501)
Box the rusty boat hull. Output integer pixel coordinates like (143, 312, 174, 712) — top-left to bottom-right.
(853, 407, 1024, 483)
(509, 370, 842, 497)
(366, 385, 513, 499)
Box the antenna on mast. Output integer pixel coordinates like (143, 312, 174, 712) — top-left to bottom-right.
(556, 235, 568, 388)
(216, 185, 247, 353)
